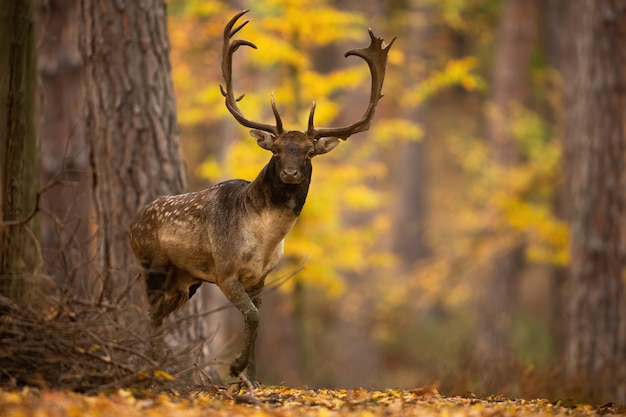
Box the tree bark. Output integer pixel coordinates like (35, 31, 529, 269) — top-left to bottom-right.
(0, 0, 38, 301)
(565, 0, 626, 403)
(472, 0, 538, 393)
(35, 0, 91, 293)
(79, 0, 187, 302)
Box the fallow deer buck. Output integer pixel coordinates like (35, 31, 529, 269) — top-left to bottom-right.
(128, 10, 394, 386)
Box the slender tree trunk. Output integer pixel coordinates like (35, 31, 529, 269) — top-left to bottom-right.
(542, 0, 569, 360)
(78, 0, 187, 302)
(472, 0, 538, 393)
(0, 0, 38, 301)
(565, 0, 626, 403)
(390, 1, 431, 270)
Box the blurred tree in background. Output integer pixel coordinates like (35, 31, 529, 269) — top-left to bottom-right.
(8, 0, 623, 403)
(469, 0, 538, 392)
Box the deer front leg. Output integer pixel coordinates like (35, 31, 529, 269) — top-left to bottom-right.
(245, 283, 264, 384)
(220, 278, 260, 386)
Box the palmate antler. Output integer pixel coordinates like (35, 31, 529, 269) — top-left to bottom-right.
(307, 29, 396, 140)
(220, 10, 395, 140)
(220, 10, 284, 135)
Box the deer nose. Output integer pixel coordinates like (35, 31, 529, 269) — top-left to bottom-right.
(281, 167, 301, 183)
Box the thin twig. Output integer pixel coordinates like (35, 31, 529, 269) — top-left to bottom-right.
(110, 342, 160, 368)
(239, 373, 256, 395)
(0, 176, 62, 227)
(194, 362, 219, 388)
(173, 358, 225, 380)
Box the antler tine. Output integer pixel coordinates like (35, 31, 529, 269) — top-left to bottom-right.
(307, 101, 317, 133)
(308, 29, 396, 140)
(270, 93, 283, 134)
(220, 10, 284, 135)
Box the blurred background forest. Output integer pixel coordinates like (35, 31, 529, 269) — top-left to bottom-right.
(2, 0, 625, 404)
(149, 0, 567, 394)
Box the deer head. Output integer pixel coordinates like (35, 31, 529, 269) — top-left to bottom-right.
(220, 10, 396, 185)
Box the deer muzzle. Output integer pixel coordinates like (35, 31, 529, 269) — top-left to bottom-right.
(280, 166, 302, 184)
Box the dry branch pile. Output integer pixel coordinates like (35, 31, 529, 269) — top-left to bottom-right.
(0, 295, 171, 392)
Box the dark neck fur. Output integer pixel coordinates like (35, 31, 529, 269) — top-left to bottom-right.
(247, 158, 311, 216)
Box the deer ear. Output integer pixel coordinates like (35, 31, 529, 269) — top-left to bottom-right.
(250, 130, 275, 151)
(314, 137, 340, 155)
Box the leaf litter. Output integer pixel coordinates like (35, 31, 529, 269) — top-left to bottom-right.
(1, 292, 623, 416)
(1, 385, 624, 417)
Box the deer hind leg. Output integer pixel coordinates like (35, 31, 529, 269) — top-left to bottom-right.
(145, 265, 201, 328)
(144, 265, 172, 328)
(220, 277, 260, 386)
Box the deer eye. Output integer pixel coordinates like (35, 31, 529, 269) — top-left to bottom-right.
(308, 150, 315, 158)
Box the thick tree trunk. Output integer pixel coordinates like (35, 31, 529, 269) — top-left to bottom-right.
(79, 0, 187, 302)
(565, 0, 626, 403)
(472, 0, 538, 393)
(35, 0, 91, 294)
(0, 0, 38, 301)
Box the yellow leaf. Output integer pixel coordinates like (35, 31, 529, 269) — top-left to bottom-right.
(153, 369, 175, 381)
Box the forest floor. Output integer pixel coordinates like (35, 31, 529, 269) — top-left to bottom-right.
(1, 385, 623, 417)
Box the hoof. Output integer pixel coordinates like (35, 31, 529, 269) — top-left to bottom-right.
(245, 367, 261, 388)
(246, 375, 261, 388)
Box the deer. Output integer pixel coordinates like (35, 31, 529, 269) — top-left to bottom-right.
(128, 10, 394, 387)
